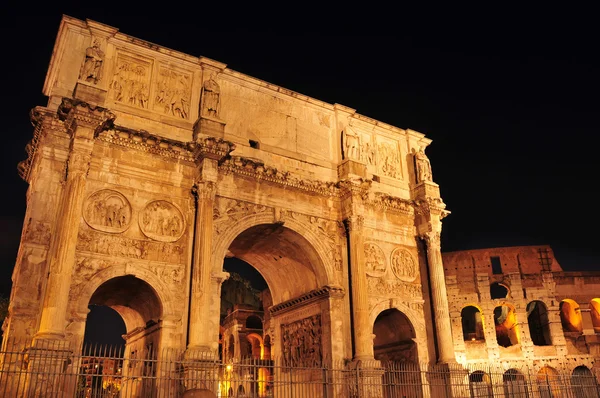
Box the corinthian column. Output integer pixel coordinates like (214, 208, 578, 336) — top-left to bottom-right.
(188, 179, 217, 351)
(345, 215, 374, 361)
(36, 100, 114, 340)
(422, 231, 455, 363)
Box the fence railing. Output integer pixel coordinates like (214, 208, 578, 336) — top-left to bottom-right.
(1, 339, 600, 397)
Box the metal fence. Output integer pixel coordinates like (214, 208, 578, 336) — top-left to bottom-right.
(1, 339, 600, 397)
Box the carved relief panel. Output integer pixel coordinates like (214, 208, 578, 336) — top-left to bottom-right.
(281, 314, 322, 367)
(83, 189, 132, 233)
(376, 138, 402, 179)
(139, 200, 185, 242)
(154, 65, 192, 119)
(390, 247, 418, 282)
(364, 242, 386, 277)
(109, 53, 152, 109)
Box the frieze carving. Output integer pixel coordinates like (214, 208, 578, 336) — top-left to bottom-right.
(368, 193, 414, 216)
(213, 198, 269, 235)
(74, 256, 112, 281)
(140, 201, 185, 242)
(155, 67, 191, 119)
(390, 248, 418, 282)
(220, 156, 339, 197)
(77, 229, 185, 263)
(378, 142, 402, 179)
(367, 276, 422, 298)
(148, 264, 184, 286)
(110, 54, 151, 109)
(281, 314, 322, 367)
(364, 243, 386, 277)
(361, 140, 376, 165)
(84, 190, 132, 233)
(97, 129, 195, 161)
(23, 219, 51, 245)
(79, 39, 104, 84)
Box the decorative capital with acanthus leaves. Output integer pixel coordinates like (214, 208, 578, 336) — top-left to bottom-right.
(189, 136, 236, 164)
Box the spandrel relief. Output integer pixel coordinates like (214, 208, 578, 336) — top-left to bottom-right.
(281, 314, 322, 367)
(109, 54, 152, 109)
(83, 190, 132, 233)
(390, 247, 418, 282)
(364, 242, 386, 277)
(154, 66, 192, 119)
(140, 200, 185, 242)
(378, 141, 402, 179)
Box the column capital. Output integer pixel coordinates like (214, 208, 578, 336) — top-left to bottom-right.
(58, 98, 115, 136)
(420, 230, 441, 247)
(344, 215, 364, 232)
(415, 197, 449, 220)
(192, 181, 217, 201)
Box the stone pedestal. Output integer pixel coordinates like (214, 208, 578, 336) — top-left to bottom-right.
(347, 359, 384, 398)
(24, 339, 74, 398)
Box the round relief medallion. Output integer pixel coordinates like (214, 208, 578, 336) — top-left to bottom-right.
(390, 247, 418, 282)
(83, 189, 132, 233)
(364, 242, 386, 277)
(139, 200, 185, 242)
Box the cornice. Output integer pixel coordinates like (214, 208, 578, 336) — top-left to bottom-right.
(219, 155, 340, 197)
(367, 192, 415, 216)
(96, 127, 195, 162)
(269, 285, 345, 317)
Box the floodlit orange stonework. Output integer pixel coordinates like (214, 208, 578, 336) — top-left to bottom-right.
(3, 15, 600, 397)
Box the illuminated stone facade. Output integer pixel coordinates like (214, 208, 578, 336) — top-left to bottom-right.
(3, 15, 600, 397)
(443, 246, 600, 380)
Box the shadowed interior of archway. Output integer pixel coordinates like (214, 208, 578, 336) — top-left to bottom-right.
(226, 224, 321, 304)
(373, 308, 417, 362)
(88, 275, 163, 335)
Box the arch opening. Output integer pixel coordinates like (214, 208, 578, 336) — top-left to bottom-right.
(461, 306, 485, 342)
(494, 304, 520, 348)
(503, 369, 529, 397)
(571, 366, 599, 398)
(490, 282, 509, 299)
(590, 299, 600, 334)
(469, 370, 492, 398)
(527, 301, 551, 346)
(537, 366, 560, 398)
(560, 299, 583, 334)
(373, 309, 421, 398)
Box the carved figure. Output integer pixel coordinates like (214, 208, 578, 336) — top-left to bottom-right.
(79, 39, 104, 84)
(342, 128, 361, 160)
(201, 74, 221, 117)
(362, 141, 375, 165)
(415, 146, 433, 182)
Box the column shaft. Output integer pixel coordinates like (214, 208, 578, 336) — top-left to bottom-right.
(347, 216, 373, 360)
(188, 181, 216, 349)
(424, 232, 455, 363)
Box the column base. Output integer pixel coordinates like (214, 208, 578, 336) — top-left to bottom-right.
(347, 358, 384, 398)
(183, 346, 220, 394)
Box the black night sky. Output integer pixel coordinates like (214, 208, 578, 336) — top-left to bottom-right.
(0, 11, 598, 300)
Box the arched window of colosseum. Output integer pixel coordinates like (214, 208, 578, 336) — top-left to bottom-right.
(490, 282, 509, 299)
(503, 369, 529, 397)
(571, 365, 600, 398)
(246, 333, 263, 359)
(461, 306, 485, 342)
(537, 366, 561, 398)
(560, 299, 583, 334)
(469, 370, 493, 397)
(590, 299, 600, 334)
(527, 301, 551, 346)
(494, 304, 520, 348)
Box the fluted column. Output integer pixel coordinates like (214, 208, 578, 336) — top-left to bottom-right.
(36, 100, 114, 340)
(422, 231, 455, 363)
(345, 215, 373, 361)
(188, 179, 217, 351)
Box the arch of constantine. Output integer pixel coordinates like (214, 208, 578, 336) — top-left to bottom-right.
(2, 16, 600, 397)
